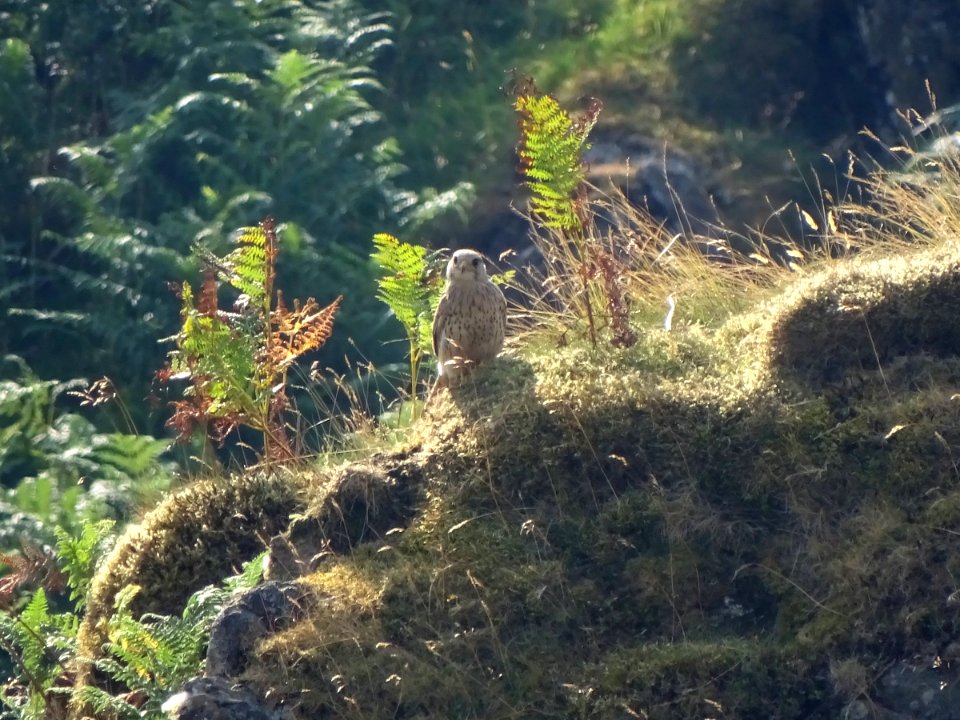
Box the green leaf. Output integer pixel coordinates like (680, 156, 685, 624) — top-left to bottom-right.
(54, 520, 116, 609)
(515, 89, 596, 232)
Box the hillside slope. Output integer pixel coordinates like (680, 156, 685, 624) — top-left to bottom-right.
(74, 237, 960, 719)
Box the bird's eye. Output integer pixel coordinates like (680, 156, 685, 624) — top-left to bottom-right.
(472, 257, 480, 267)
(452, 256, 458, 265)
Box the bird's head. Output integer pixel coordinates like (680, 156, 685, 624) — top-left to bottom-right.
(446, 249, 488, 283)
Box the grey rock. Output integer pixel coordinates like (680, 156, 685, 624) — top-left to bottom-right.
(162, 677, 278, 720)
(873, 659, 960, 720)
(853, 0, 960, 113)
(206, 581, 308, 678)
(584, 132, 722, 237)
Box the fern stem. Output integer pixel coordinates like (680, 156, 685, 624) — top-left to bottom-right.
(583, 277, 598, 348)
(410, 347, 420, 419)
(0, 633, 45, 697)
(580, 236, 598, 348)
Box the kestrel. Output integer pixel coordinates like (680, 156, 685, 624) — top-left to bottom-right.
(432, 249, 507, 389)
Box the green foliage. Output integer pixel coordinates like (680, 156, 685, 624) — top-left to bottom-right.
(0, 519, 265, 720)
(371, 233, 443, 404)
(0, 520, 114, 720)
(0, 356, 173, 548)
(512, 82, 629, 348)
(0, 38, 40, 279)
(515, 87, 599, 231)
(53, 521, 116, 613)
(352, 0, 612, 210)
(77, 552, 267, 719)
(510, 81, 640, 349)
(164, 220, 341, 461)
(1, 0, 420, 423)
(0, 587, 76, 720)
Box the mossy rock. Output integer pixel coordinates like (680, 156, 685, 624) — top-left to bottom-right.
(71, 470, 306, 718)
(768, 242, 960, 386)
(244, 242, 960, 718)
(266, 453, 425, 579)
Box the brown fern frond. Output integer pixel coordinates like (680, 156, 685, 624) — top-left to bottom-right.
(197, 269, 220, 317)
(267, 295, 342, 370)
(261, 217, 279, 276)
(593, 248, 637, 348)
(209, 414, 245, 445)
(165, 398, 211, 444)
(0, 543, 65, 609)
(165, 397, 247, 446)
(160, 215, 340, 463)
(274, 289, 289, 317)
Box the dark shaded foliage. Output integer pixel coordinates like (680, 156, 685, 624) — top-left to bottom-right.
(354, 0, 613, 196)
(1, 0, 416, 433)
(673, 0, 960, 141)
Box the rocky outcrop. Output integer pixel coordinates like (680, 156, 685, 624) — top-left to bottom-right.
(853, 0, 960, 114)
(584, 131, 723, 237)
(163, 582, 310, 720)
(206, 582, 310, 679)
(265, 455, 423, 581)
(162, 677, 280, 720)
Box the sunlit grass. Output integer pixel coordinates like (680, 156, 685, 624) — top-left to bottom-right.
(307, 102, 960, 471)
(521, 7, 685, 149)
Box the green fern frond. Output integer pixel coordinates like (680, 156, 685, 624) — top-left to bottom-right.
(20, 587, 50, 633)
(54, 520, 115, 610)
(371, 232, 435, 355)
(73, 685, 141, 720)
(225, 550, 267, 593)
(171, 280, 259, 418)
(220, 225, 273, 309)
(16, 588, 51, 679)
(164, 218, 338, 459)
(371, 233, 442, 406)
(372, 234, 427, 324)
(515, 91, 599, 231)
(0, 527, 269, 719)
(93, 434, 170, 477)
(28, 176, 94, 218)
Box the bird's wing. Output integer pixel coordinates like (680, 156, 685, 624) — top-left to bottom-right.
(432, 289, 451, 356)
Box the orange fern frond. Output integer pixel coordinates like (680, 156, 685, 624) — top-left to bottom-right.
(0, 543, 64, 609)
(196, 269, 220, 316)
(267, 295, 342, 370)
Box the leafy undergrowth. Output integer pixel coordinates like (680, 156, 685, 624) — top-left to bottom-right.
(68, 470, 308, 716)
(68, 225, 960, 718)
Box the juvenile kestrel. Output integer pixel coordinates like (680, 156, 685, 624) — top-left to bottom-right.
(432, 249, 507, 389)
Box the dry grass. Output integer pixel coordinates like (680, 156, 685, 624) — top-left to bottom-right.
(504, 184, 793, 344)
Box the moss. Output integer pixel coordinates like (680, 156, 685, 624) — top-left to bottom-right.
(267, 454, 424, 579)
(588, 640, 834, 719)
(769, 241, 960, 386)
(70, 469, 306, 719)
